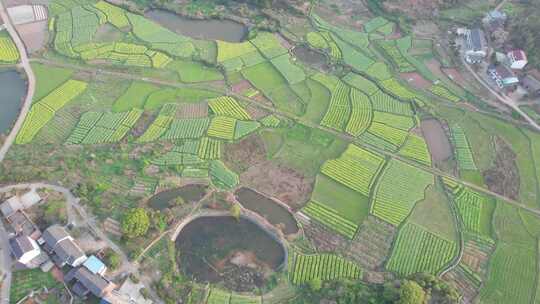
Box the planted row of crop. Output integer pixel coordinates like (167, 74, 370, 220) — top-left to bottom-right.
(0, 36, 19, 62)
(450, 124, 477, 170)
(398, 134, 432, 166)
(161, 118, 210, 140)
(320, 144, 385, 196)
(453, 187, 487, 234)
(430, 84, 461, 102)
(209, 160, 239, 190)
(290, 252, 362, 285)
(198, 137, 221, 160)
(208, 96, 251, 120)
(207, 116, 236, 140)
(370, 91, 413, 116)
(376, 40, 415, 73)
(66, 108, 142, 144)
(302, 200, 358, 238)
(386, 222, 456, 276)
(321, 81, 351, 131)
(371, 159, 433, 226)
(17, 80, 88, 144)
(345, 88, 372, 137)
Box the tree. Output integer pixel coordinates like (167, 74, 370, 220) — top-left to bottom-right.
(399, 280, 427, 304)
(122, 208, 150, 238)
(104, 249, 121, 270)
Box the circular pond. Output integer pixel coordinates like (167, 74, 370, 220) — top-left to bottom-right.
(175, 215, 286, 291)
(148, 184, 208, 210)
(0, 70, 26, 135)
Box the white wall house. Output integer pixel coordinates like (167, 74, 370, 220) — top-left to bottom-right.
(9, 235, 41, 265)
(507, 49, 528, 70)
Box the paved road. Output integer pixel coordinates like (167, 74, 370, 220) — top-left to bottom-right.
(0, 0, 36, 163)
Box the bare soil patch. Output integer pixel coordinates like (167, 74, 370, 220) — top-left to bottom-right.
(442, 68, 468, 88)
(16, 20, 47, 54)
(240, 161, 313, 210)
(399, 72, 432, 89)
(300, 217, 349, 252)
(223, 135, 267, 173)
(344, 216, 396, 272)
(245, 105, 269, 120)
(231, 79, 252, 94)
(178, 102, 208, 118)
(421, 119, 452, 163)
(482, 137, 520, 200)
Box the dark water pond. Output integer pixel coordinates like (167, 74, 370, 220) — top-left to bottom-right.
(293, 46, 327, 68)
(148, 184, 208, 210)
(145, 9, 248, 42)
(175, 216, 286, 288)
(0, 70, 26, 135)
(235, 187, 298, 235)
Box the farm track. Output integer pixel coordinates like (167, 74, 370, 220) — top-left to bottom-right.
(29, 58, 540, 219)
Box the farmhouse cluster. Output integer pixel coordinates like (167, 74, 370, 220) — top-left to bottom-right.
(0, 190, 150, 303)
(457, 10, 540, 96)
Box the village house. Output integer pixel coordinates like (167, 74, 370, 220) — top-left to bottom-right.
(522, 75, 540, 97)
(83, 255, 108, 276)
(65, 267, 116, 300)
(507, 49, 528, 70)
(0, 190, 42, 218)
(9, 235, 41, 265)
(463, 28, 488, 63)
(488, 65, 520, 88)
(41, 225, 87, 267)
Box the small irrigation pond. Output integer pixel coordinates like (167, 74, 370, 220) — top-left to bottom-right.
(148, 184, 208, 210)
(175, 215, 287, 292)
(235, 187, 298, 235)
(145, 9, 248, 42)
(0, 70, 26, 135)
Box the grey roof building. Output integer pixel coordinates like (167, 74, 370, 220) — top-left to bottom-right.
(523, 75, 540, 97)
(9, 235, 41, 265)
(65, 267, 115, 299)
(42, 225, 87, 267)
(464, 28, 488, 63)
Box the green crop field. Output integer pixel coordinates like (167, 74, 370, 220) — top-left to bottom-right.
(386, 222, 457, 276)
(345, 88, 372, 137)
(320, 144, 385, 196)
(450, 124, 477, 171)
(17, 80, 88, 144)
(398, 134, 432, 166)
(161, 118, 210, 140)
(371, 159, 434, 226)
(209, 160, 239, 189)
(270, 54, 306, 85)
(113, 81, 160, 112)
(31, 63, 74, 101)
(208, 96, 251, 120)
(0, 36, 19, 62)
(321, 81, 351, 131)
(290, 252, 362, 284)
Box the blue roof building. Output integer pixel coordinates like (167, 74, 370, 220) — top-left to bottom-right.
(83, 255, 107, 276)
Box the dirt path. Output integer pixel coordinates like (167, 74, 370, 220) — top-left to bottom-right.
(0, 0, 36, 163)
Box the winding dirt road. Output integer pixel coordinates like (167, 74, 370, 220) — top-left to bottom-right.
(0, 0, 36, 163)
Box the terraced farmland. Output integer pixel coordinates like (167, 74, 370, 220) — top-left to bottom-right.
(290, 252, 362, 284)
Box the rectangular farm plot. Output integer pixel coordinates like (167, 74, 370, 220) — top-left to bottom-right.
(372, 111, 415, 131)
(207, 116, 237, 140)
(320, 144, 385, 196)
(208, 96, 251, 120)
(369, 91, 414, 116)
(270, 54, 306, 84)
(303, 200, 358, 238)
(371, 159, 434, 226)
(0, 36, 20, 63)
(161, 117, 210, 140)
(398, 134, 432, 166)
(366, 122, 410, 148)
(343, 72, 380, 96)
(453, 187, 494, 236)
(386, 222, 457, 276)
(66, 108, 142, 144)
(450, 124, 477, 170)
(321, 81, 351, 131)
(290, 252, 362, 285)
(16, 80, 88, 144)
(311, 174, 370, 224)
(209, 160, 239, 190)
